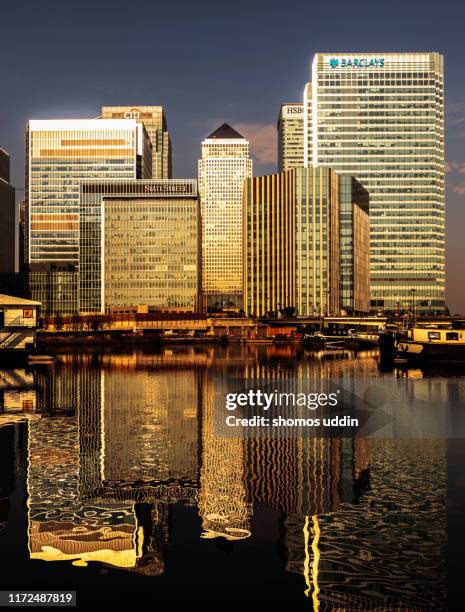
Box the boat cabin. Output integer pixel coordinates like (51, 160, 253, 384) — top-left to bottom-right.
(408, 326, 465, 344)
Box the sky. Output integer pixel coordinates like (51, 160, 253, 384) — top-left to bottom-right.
(1, 0, 465, 311)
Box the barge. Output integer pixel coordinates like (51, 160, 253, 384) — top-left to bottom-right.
(396, 325, 465, 363)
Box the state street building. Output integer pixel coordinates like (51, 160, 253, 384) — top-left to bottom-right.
(243, 167, 370, 318)
(305, 53, 445, 313)
(79, 179, 200, 314)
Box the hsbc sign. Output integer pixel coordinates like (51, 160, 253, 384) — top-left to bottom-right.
(282, 105, 303, 117)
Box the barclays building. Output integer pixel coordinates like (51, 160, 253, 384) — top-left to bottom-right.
(304, 53, 445, 313)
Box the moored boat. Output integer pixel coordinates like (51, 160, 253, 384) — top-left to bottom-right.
(303, 332, 346, 349)
(344, 331, 380, 350)
(396, 326, 465, 363)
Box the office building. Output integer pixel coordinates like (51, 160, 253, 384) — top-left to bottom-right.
(243, 167, 369, 317)
(278, 103, 304, 171)
(18, 200, 26, 272)
(0, 148, 16, 273)
(0, 263, 78, 317)
(243, 171, 295, 317)
(305, 53, 444, 312)
(27, 263, 78, 316)
(339, 176, 371, 314)
(79, 179, 200, 314)
(102, 106, 172, 178)
(25, 119, 151, 266)
(198, 123, 252, 310)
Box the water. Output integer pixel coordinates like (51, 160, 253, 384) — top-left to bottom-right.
(0, 344, 461, 608)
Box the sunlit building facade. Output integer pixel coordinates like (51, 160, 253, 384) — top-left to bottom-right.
(25, 119, 151, 267)
(79, 179, 200, 313)
(101, 106, 172, 178)
(277, 103, 304, 171)
(303, 83, 313, 170)
(243, 167, 369, 317)
(198, 123, 252, 310)
(243, 171, 295, 317)
(305, 53, 445, 312)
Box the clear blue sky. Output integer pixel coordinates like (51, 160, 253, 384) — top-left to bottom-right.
(1, 0, 464, 311)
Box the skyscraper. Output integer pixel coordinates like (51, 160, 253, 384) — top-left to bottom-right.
(243, 167, 369, 317)
(198, 123, 252, 310)
(102, 106, 172, 178)
(25, 119, 151, 265)
(278, 103, 304, 171)
(305, 53, 445, 313)
(0, 148, 16, 273)
(79, 179, 200, 314)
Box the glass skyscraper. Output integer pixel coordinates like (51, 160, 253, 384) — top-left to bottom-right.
(25, 119, 151, 266)
(244, 167, 370, 317)
(278, 104, 304, 171)
(305, 53, 445, 313)
(198, 123, 252, 310)
(79, 179, 199, 314)
(101, 106, 172, 178)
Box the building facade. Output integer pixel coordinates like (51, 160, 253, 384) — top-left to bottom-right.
(79, 179, 200, 314)
(243, 171, 295, 318)
(27, 263, 78, 316)
(0, 148, 16, 273)
(243, 167, 369, 318)
(198, 123, 253, 311)
(101, 106, 172, 178)
(303, 83, 313, 169)
(25, 119, 151, 267)
(305, 52, 444, 313)
(278, 104, 304, 171)
(339, 176, 370, 314)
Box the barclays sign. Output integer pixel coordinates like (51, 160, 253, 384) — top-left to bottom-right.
(329, 57, 385, 68)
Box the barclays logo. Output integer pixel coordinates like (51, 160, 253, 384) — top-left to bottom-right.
(329, 57, 385, 68)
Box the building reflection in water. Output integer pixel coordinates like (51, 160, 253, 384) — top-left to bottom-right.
(0, 345, 448, 607)
(28, 352, 202, 573)
(0, 369, 36, 422)
(288, 439, 446, 610)
(200, 373, 252, 540)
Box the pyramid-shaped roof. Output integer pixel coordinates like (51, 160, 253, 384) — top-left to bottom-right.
(206, 123, 244, 140)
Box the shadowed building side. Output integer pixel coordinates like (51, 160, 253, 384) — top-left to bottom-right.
(0, 149, 16, 274)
